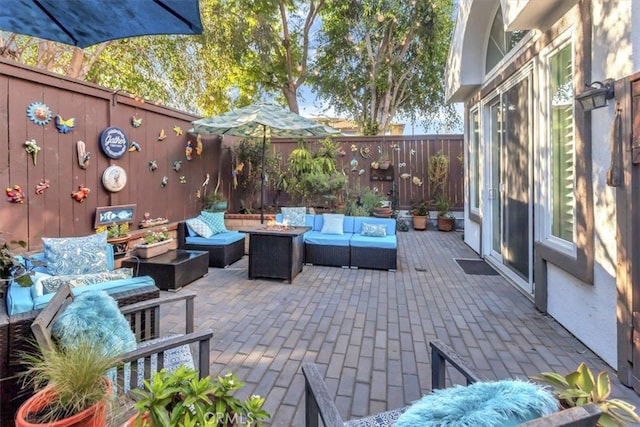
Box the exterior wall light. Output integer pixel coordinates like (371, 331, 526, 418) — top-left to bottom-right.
(575, 79, 615, 111)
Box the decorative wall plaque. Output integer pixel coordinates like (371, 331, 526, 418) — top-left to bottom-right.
(94, 204, 136, 228)
(99, 126, 128, 159)
(102, 165, 127, 192)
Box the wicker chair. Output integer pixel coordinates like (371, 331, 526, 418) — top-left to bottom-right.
(302, 340, 602, 427)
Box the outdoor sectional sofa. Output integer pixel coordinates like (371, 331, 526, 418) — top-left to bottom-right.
(177, 221, 245, 268)
(275, 213, 397, 271)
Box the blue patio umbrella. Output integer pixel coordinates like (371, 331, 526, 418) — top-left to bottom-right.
(0, 0, 202, 48)
(190, 103, 340, 223)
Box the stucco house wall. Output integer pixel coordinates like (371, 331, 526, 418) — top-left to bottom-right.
(446, 0, 640, 369)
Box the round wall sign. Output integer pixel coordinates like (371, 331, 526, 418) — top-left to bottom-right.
(99, 126, 128, 159)
(102, 165, 127, 192)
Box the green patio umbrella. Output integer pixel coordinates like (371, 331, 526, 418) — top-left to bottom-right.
(190, 103, 340, 223)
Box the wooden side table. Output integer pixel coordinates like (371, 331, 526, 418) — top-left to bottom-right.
(122, 249, 208, 291)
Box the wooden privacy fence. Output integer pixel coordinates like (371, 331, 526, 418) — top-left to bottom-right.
(0, 56, 463, 250)
(227, 134, 464, 213)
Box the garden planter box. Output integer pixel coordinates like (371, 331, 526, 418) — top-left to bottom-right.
(134, 239, 175, 259)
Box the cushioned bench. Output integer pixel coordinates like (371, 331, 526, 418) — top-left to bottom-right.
(303, 215, 354, 268)
(6, 244, 156, 316)
(177, 221, 245, 268)
(276, 212, 397, 271)
(350, 216, 397, 270)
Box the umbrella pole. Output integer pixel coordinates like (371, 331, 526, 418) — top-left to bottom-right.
(260, 127, 266, 224)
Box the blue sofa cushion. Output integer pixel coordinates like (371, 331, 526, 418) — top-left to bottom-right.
(7, 274, 156, 315)
(304, 231, 352, 247)
(350, 233, 397, 249)
(185, 230, 245, 246)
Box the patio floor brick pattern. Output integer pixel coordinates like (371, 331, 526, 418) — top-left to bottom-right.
(158, 229, 640, 426)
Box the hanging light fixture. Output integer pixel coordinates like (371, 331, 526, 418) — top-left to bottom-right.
(575, 79, 615, 111)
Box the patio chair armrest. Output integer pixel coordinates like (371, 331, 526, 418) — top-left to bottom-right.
(302, 363, 344, 427)
(518, 403, 601, 426)
(116, 329, 213, 390)
(119, 290, 196, 316)
(429, 339, 482, 389)
(120, 290, 197, 339)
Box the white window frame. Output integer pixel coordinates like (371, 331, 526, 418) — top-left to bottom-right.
(469, 107, 481, 216)
(537, 31, 577, 257)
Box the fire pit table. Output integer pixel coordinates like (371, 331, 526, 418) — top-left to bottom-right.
(241, 225, 310, 283)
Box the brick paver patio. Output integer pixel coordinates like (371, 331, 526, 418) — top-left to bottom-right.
(160, 229, 640, 426)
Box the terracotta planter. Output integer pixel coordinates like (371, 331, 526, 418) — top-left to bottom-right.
(412, 215, 428, 230)
(373, 206, 392, 218)
(16, 378, 111, 427)
(208, 201, 228, 212)
(125, 412, 150, 426)
(134, 238, 174, 259)
(107, 234, 131, 244)
(437, 216, 455, 232)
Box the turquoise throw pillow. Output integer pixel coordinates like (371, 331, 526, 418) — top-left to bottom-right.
(186, 217, 213, 238)
(395, 380, 558, 427)
(52, 290, 137, 357)
(281, 207, 306, 226)
(361, 223, 386, 237)
(321, 214, 344, 235)
(199, 211, 228, 234)
(42, 232, 109, 276)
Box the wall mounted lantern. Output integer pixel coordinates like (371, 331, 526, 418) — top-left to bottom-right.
(575, 79, 615, 111)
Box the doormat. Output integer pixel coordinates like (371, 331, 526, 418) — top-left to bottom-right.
(454, 259, 500, 276)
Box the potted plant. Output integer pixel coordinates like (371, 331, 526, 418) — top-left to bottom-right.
(97, 222, 131, 244)
(128, 366, 270, 426)
(372, 200, 392, 218)
(411, 200, 430, 231)
(434, 195, 455, 232)
(16, 339, 118, 427)
(206, 191, 228, 212)
(134, 227, 173, 258)
(377, 153, 392, 170)
(0, 232, 45, 297)
(531, 362, 640, 426)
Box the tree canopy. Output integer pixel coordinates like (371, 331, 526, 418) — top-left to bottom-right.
(311, 0, 457, 134)
(0, 0, 457, 133)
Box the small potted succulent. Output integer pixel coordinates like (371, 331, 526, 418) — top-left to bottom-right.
(531, 362, 640, 426)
